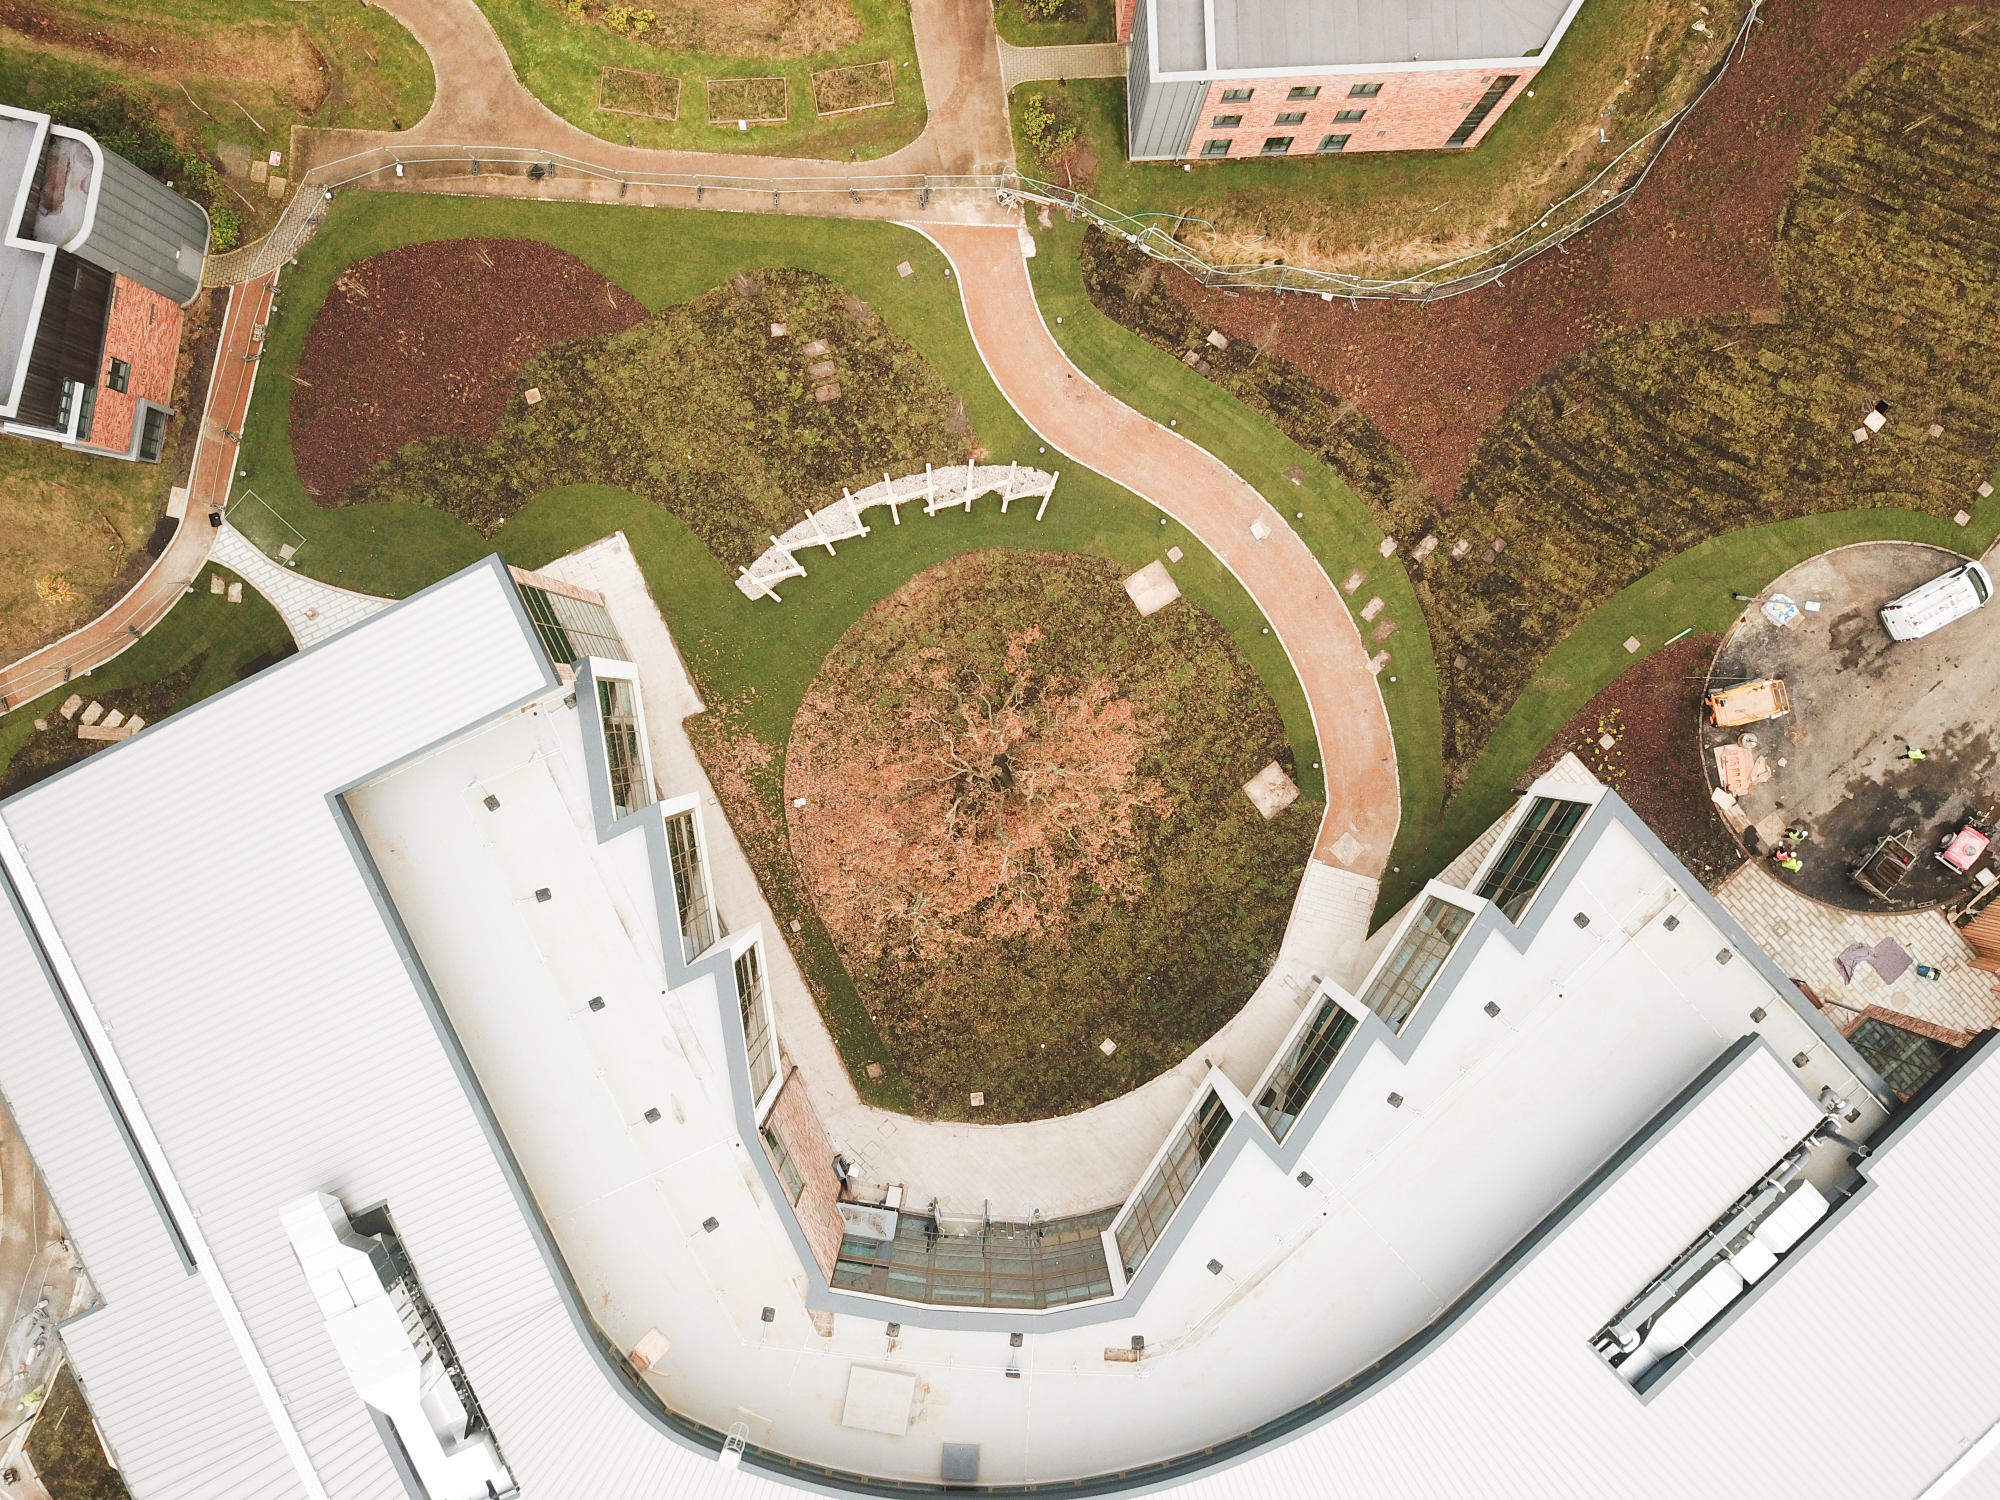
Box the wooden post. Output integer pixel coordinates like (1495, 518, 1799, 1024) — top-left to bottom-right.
(962, 463, 976, 513)
(925, 463, 936, 510)
(841, 488, 870, 537)
(886, 472, 900, 524)
(1000, 461, 1018, 513)
(1036, 471, 1059, 521)
(772, 535, 806, 576)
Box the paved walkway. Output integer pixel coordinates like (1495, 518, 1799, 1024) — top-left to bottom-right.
(997, 39, 1127, 93)
(208, 524, 392, 648)
(921, 221, 1401, 881)
(0, 273, 274, 714)
(1717, 859, 2000, 1037)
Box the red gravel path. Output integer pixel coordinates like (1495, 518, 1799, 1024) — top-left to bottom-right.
(1166, 0, 1965, 507)
(290, 238, 646, 504)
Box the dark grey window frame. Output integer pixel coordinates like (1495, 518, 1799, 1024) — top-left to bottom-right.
(1201, 138, 1232, 156)
(1334, 108, 1366, 122)
(1255, 998, 1360, 1141)
(1349, 81, 1382, 97)
(1447, 74, 1520, 146)
(1317, 134, 1350, 153)
(1359, 897, 1474, 1031)
(1210, 113, 1243, 128)
(1287, 85, 1320, 100)
(1114, 1091, 1231, 1277)
(1260, 136, 1294, 154)
(1478, 795, 1590, 922)
(1220, 87, 1253, 101)
(1274, 110, 1307, 125)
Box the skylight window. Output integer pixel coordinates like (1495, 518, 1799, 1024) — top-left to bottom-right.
(597, 676, 654, 817)
(665, 809, 719, 962)
(1255, 998, 1359, 1140)
(1477, 796, 1589, 921)
(1359, 897, 1473, 1030)
(736, 943, 778, 1103)
(1114, 1091, 1231, 1278)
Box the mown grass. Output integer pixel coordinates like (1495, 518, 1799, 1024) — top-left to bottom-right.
(0, 565, 292, 798)
(1023, 211, 1446, 902)
(473, 0, 923, 157)
(236, 192, 1317, 1112)
(0, 0, 434, 246)
(1014, 0, 1749, 278)
(26, 1364, 126, 1500)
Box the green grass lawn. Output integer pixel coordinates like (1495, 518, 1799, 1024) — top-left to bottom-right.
(1015, 0, 1750, 279)
(0, 0, 434, 248)
(472, 0, 924, 158)
(1023, 211, 1447, 897)
(26, 1364, 127, 1500)
(991, 0, 1116, 48)
(0, 565, 292, 798)
(236, 192, 1317, 1108)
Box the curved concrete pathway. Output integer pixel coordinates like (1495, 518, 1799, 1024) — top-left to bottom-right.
(922, 221, 1400, 880)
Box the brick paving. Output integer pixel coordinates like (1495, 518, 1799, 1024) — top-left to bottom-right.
(1716, 859, 2000, 1038)
(997, 40, 1128, 94)
(208, 524, 391, 648)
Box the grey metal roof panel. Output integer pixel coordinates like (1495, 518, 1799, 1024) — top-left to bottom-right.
(1155, 0, 1208, 72)
(1190, 0, 1570, 71)
(71, 147, 207, 305)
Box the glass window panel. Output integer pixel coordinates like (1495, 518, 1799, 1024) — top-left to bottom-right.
(1255, 999, 1360, 1140)
(1477, 796, 1589, 921)
(1288, 85, 1320, 100)
(829, 1208, 1116, 1309)
(735, 946, 776, 1101)
(1317, 134, 1350, 153)
(1447, 75, 1520, 146)
(1849, 1019, 1956, 1097)
(597, 676, 654, 817)
(1334, 108, 1366, 122)
(1260, 136, 1294, 154)
(1359, 898, 1473, 1031)
(1221, 87, 1253, 101)
(1114, 1092, 1231, 1278)
(518, 584, 628, 667)
(1201, 138, 1232, 156)
(761, 1126, 804, 1203)
(1210, 113, 1242, 128)
(1275, 110, 1307, 124)
(666, 810, 719, 962)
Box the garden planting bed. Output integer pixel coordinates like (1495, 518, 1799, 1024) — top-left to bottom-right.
(706, 74, 790, 123)
(780, 550, 1316, 1121)
(810, 59, 893, 114)
(598, 65, 682, 118)
(289, 238, 646, 504)
(1086, 1, 1999, 792)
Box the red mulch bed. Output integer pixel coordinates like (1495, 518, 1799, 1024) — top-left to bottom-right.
(1524, 633, 1745, 887)
(289, 239, 646, 504)
(1163, 0, 1965, 506)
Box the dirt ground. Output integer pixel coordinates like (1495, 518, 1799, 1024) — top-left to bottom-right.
(1159, 0, 1969, 507)
(1527, 633, 1746, 887)
(289, 238, 648, 504)
(1702, 542, 2000, 911)
(780, 550, 1315, 1121)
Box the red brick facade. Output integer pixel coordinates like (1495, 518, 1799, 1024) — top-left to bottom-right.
(80, 273, 181, 457)
(1117, 0, 1139, 43)
(761, 1065, 847, 1278)
(1182, 66, 1536, 160)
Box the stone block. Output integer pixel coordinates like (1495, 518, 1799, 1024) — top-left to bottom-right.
(1343, 570, 1365, 593)
(1122, 560, 1181, 617)
(1099, 1039, 1117, 1055)
(1249, 518, 1271, 540)
(265, 174, 287, 199)
(801, 339, 830, 359)
(227, 582, 244, 603)
(211, 573, 227, 594)
(80, 701, 104, 726)
(770, 322, 787, 338)
(102, 710, 124, 729)
(1242, 761, 1301, 819)
(1206, 329, 1229, 350)
(1624, 637, 1641, 653)
(1165, 546, 1183, 563)
(895, 260, 914, 277)
(1955, 510, 1972, 527)
(1411, 535, 1438, 561)
(1360, 596, 1384, 621)
(248, 160, 268, 184)
(807, 360, 837, 380)
(58, 694, 82, 720)
(1378, 536, 1398, 558)
(814, 382, 842, 402)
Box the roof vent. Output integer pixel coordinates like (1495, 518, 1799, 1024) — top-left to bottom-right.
(760, 1306, 776, 1323)
(1717, 948, 1734, 965)
(1206, 1259, 1224, 1275)
(1131, 1335, 1145, 1351)
(1793, 1052, 1811, 1069)
(1750, 1006, 1767, 1023)
(589, 996, 605, 1012)
(535, 888, 552, 903)
(1484, 1001, 1501, 1017)
(644, 1108, 661, 1123)
(483, 794, 500, 811)
(1387, 1092, 1405, 1108)
(1296, 1171, 1314, 1188)
(702, 1217, 720, 1233)
(1573, 912, 1590, 928)
(886, 1323, 901, 1337)
(564, 693, 578, 709)
(1663, 914, 1680, 931)
(1009, 1331, 1023, 1347)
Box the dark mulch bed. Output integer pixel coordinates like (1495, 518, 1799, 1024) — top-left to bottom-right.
(289, 238, 647, 504)
(0, 654, 206, 800)
(1524, 633, 1745, 887)
(1138, 0, 1966, 507)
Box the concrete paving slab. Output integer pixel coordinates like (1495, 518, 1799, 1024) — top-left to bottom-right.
(1122, 560, 1181, 616)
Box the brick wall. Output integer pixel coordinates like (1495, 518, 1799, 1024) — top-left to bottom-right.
(1179, 66, 1536, 160)
(1117, 0, 1139, 43)
(762, 1064, 847, 1277)
(80, 273, 182, 457)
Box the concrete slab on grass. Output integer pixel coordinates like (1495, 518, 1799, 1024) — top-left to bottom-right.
(1243, 761, 1301, 820)
(1123, 560, 1181, 617)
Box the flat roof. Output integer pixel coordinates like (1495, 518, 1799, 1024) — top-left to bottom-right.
(0, 543, 1994, 1499)
(1148, 0, 1580, 76)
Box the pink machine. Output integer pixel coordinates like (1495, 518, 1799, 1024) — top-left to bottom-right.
(1939, 824, 1991, 874)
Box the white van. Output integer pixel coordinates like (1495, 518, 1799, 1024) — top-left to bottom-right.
(1880, 559, 1993, 641)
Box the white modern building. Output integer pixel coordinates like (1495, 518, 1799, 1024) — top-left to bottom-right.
(1, 546, 1997, 1499)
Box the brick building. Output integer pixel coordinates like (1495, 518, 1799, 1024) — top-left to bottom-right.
(0, 103, 209, 463)
(1123, 0, 1586, 161)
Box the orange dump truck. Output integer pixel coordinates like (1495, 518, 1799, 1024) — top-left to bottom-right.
(1706, 678, 1792, 727)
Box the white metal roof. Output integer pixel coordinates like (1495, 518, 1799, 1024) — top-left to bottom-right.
(0, 550, 1996, 1498)
(1145, 0, 1582, 77)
